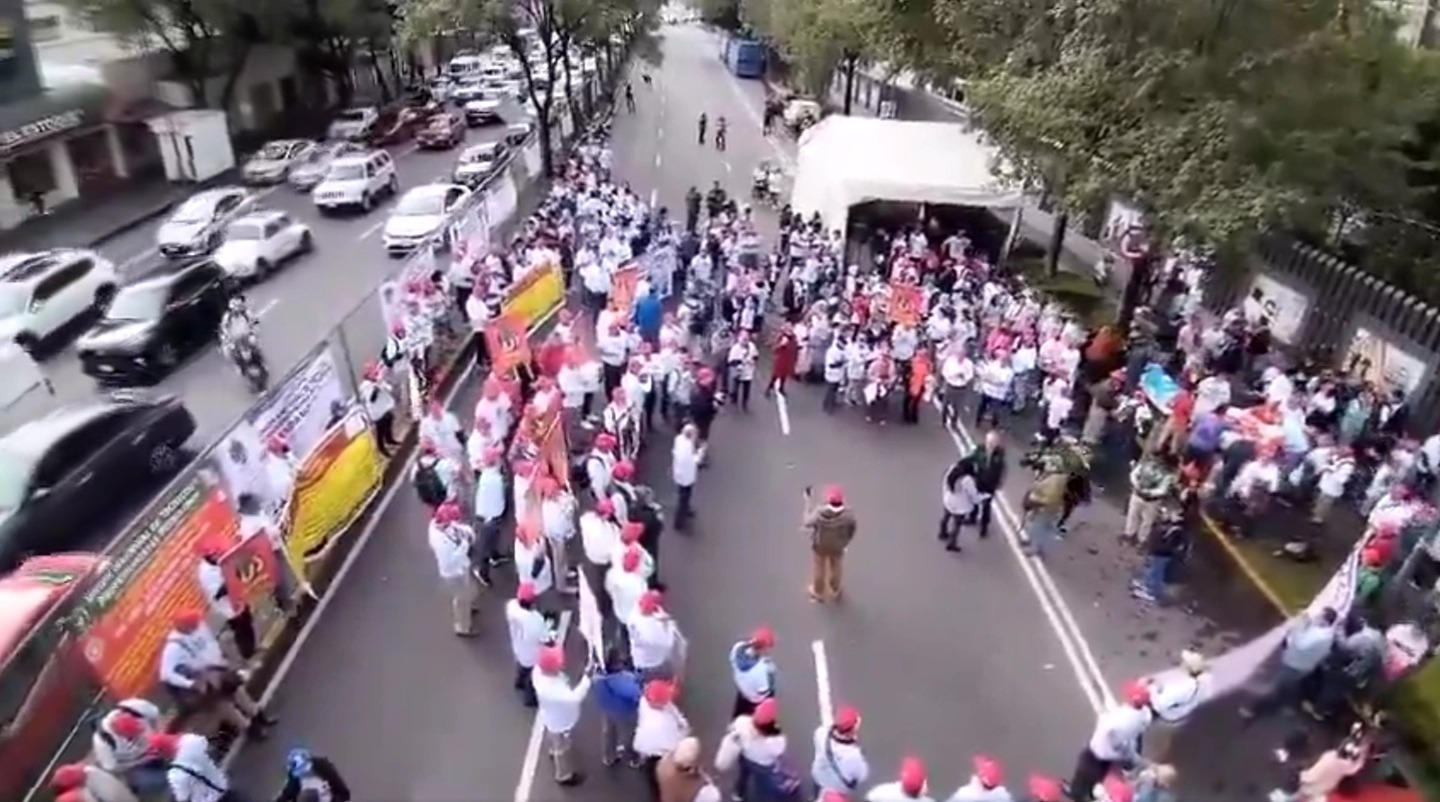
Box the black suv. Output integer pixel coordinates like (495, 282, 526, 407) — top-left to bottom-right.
(0, 395, 197, 571)
(75, 260, 230, 385)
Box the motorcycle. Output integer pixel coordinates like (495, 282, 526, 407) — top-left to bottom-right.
(231, 334, 269, 393)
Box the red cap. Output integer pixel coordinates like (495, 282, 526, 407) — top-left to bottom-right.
(390, 322, 406, 335)
(597, 498, 616, 517)
(819, 792, 850, 802)
(610, 387, 627, 404)
(832, 705, 861, 734)
(266, 434, 288, 454)
(537, 645, 564, 673)
(899, 756, 927, 795)
(56, 792, 87, 802)
(621, 522, 644, 544)
(51, 764, 86, 789)
(749, 626, 775, 650)
(824, 485, 844, 505)
(613, 460, 635, 480)
(516, 582, 538, 603)
(752, 697, 779, 726)
(110, 710, 145, 739)
(1028, 775, 1064, 802)
(973, 755, 1003, 788)
(643, 679, 675, 706)
(622, 546, 643, 572)
(1102, 773, 1134, 802)
(420, 439, 438, 455)
(434, 502, 461, 524)
(1124, 679, 1151, 707)
(637, 589, 663, 614)
(172, 609, 204, 631)
(363, 361, 383, 380)
(148, 732, 180, 758)
(596, 433, 618, 451)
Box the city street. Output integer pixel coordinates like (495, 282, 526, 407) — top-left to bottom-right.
(1, 111, 522, 441)
(229, 25, 1103, 801)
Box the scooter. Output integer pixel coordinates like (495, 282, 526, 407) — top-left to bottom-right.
(232, 335, 269, 394)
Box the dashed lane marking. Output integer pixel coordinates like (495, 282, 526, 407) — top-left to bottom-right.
(812, 639, 834, 726)
(775, 390, 792, 435)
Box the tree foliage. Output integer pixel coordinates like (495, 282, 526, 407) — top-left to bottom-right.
(740, 0, 881, 96)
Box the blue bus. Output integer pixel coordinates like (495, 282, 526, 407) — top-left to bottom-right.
(723, 37, 766, 79)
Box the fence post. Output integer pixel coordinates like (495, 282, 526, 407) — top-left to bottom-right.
(334, 327, 363, 397)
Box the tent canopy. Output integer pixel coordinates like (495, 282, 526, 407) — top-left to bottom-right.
(788, 116, 1024, 234)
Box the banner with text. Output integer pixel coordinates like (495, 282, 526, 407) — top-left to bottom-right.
(502, 261, 565, 330)
(283, 410, 384, 576)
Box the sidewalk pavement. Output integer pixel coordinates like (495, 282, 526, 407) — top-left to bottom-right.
(0, 178, 194, 253)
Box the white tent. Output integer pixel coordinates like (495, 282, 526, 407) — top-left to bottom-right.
(788, 116, 1024, 234)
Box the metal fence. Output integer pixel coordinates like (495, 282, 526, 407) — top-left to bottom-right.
(3, 58, 620, 802)
(1204, 233, 1440, 433)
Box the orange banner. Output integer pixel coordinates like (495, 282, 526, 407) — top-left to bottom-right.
(612, 265, 641, 316)
(485, 310, 532, 375)
(889, 281, 923, 327)
(220, 534, 278, 608)
(79, 475, 238, 700)
(540, 418, 569, 489)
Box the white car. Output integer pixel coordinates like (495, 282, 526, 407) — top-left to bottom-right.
(453, 142, 504, 188)
(0, 249, 119, 355)
(428, 78, 453, 103)
(382, 184, 472, 255)
(312, 150, 399, 214)
(464, 98, 503, 126)
(451, 80, 487, 104)
(242, 139, 316, 185)
(212, 211, 314, 280)
(328, 106, 379, 141)
(156, 187, 252, 258)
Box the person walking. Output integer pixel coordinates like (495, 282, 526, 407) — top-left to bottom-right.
(532, 645, 591, 786)
(672, 423, 701, 530)
(802, 485, 858, 603)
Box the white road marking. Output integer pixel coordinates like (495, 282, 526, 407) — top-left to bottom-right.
(655, 152, 663, 167)
(359, 216, 388, 241)
(515, 610, 574, 802)
(649, 188, 658, 207)
(812, 639, 834, 726)
(775, 390, 791, 435)
(256, 299, 280, 318)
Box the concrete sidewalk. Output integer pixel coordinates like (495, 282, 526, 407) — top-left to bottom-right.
(0, 178, 194, 253)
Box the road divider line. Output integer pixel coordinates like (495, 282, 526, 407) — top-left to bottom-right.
(812, 639, 833, 726)
(515, 610, 574, 802)
(358, 217, 387, 241)
(655, 152, 662, 167)
(650, 188, 658, 208)
(257, 299, 280, 319)
(775, 390, 791, 435)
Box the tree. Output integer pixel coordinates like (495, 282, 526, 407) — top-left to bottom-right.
(748, 0, 879, 100)
(274, 0, 400, 108)
(695, 0, 742, 31)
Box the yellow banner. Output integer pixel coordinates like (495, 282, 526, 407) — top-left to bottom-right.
(283, 410, 384, 579)
(503, 261, 564, 330)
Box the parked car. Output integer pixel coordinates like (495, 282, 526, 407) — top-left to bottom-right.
(241, 139, 317, 185)
(0, 250, 119, 356)
(453, 142, 506, 188)
(0, 552, 107, 800)
(312, 150, 399, 214)
(155, 187, 253, 258)
(451, 79, 487, 105)
(382, 184, 472, 255)
(504, 121, 534, 146)
(75, 261, 230, 385)
(288, 141, 365, 192)
(327, 106, 379, 140)
(212, 210, 314, 280)
(0, 396, 197, 569)
(417, 112, 465, 149)
(464, 98, 504, 126)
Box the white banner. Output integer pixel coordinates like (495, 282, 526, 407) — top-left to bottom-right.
(486, 174, 518, 225)
(450, 202, 491, 272)
(523, 141, 542, 177)
(576, 568, 605, 666)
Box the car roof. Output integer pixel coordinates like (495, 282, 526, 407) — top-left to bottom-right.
(464, 142, 501, 155)
(230, 210, 287, 225)
(181, 187, 245, 208)
(0, 399, 148, 457)
(331, 151, 383, 166)
(402, 184, 455, 201)
(0, 249, 92, 283)
(125, 258, 212, 287)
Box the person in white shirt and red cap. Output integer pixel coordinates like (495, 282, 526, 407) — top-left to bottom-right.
(585, 433, 620, 502)
(945, 755, 1013, 802)
(150, 731, 234, 802)
(729, 626, 777, 717)
(506, 581, 555, 708)
(635, 679, 691, 801)
(51, 763, 139, 802)
(867, 756, 934, 801)
(532, 644, 591, 786)
(607, 545, 650, 633)
(811, 705, 869, 796)
(717, 697, 796, 801)
(538, 475, 578, 593)
(1068, 680, 1153, 802)
(90, 698, 164, 793)
(427, 501, 478, 636)
(629, 589, 681, 681)
(514, 517, 554, 598)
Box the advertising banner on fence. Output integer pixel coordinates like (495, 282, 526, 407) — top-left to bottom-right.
(487, 174, 519, 224)
(1344, 324, 1429, 398)
(283, 410, 384, 574)
(503, 261, 564, 330)
(1243, 274, 1310, 345)
(76, 473, 238, 699)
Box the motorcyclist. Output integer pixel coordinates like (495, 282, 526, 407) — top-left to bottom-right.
(697, 112, 708, 145)
(219, 296, 263, 368)
(715, 115, 728, 151)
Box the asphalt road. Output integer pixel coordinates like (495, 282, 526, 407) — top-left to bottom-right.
(228, 26, 1104, 801)
(0, 109, 524, 441)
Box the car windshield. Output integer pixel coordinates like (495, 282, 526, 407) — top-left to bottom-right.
(463, 147, 496, 163)
(0, 449, 35, 512)
(171, 197, 215, 224)
(395, 192, 445, 216)
(0, 285, 29, 317)
(326, 163, 366, 181)
(104, 283, 168, 322)
(256, 142, 293, 160)
(226, 221, 266, 241)
(336, 110, 368, 122)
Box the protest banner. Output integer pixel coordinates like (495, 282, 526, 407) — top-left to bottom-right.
(77, 473, 237, 699)
(611, 264, 642, 316)
(576, 569, 605, 666)
(502, 261, 565, 330)
(283, 410, 384, 579)
(540, 417, 569, 489)
(889, 281, 923, 327)
(485, 310, 533, 375)
(219, 534, 282, 645)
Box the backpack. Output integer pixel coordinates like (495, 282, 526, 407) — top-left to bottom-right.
(413, 460, 447, 506)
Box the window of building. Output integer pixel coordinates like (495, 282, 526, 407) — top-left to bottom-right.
(6, 150, 57, 207)
(28, 15, 63, 43)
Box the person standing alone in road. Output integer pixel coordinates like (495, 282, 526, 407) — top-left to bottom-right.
(803, 486, 857, 602)
(971, 430, 1007, 540)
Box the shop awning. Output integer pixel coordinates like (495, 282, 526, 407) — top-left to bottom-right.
(0, 81, 109, 157)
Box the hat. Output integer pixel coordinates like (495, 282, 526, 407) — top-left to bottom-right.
(516, 582, 538, 603)
(824, 485, 844, 505)
(596, 433, 618, 450)
(637, 589, 663, 614)
(1029, 775, 1064, 802)
(974, 755, 1003, 788)
(1124, 679, 1152, 707)
(749, 626, 775, 650)
(51, 764, 86, 790)
(643, 679, 676, 707)
(622, 546, 643, 572)
(832, 705, 861, 734)
(597, 498, 616, 516)
(621, 522, 644, 543)
(147, 732, 180, 758)
(363, 361, 383, 380)
(613, 460, 636, 480)
(898, 756, 927, 795)
(109, 710, 145, 739)
(672, 736, 701, 768)
(56, 792, 86, 802)
(819, 792, 851, 802)
(433, 502, 461, 524)
(752, 698, 779, 726)
(172, 609, 204, 631)
(1179, 649, 1206, 674)
(536, 645, 565, 673)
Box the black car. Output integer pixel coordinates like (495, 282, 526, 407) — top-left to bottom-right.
(75, 260, 230, 385)
(0, 395, 197, 572)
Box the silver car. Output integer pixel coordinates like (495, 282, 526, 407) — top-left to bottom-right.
(288, 141, 365, 192)
(155, 187, 252, 258)
(242, 139, 316, 185)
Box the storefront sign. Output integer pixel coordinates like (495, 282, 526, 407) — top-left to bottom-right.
(0, 108, 84, 154)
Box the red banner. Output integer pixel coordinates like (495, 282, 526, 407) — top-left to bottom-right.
(220, 534, 279, 608)
(889, 281, 923, 327)
(485, 310, 532, 375)
(611, 265, 642, 316)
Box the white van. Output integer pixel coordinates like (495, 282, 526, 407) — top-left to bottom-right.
(447, 55, 485, 80)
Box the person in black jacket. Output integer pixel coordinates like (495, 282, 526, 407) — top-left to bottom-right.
(275, 747, 351, 802)
(1131, 506, 1189, 602)
(970, 430, 1007, 540)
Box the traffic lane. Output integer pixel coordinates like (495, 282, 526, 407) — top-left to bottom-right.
(229, 369, 539, 799)
(775, 383, 1098, 783)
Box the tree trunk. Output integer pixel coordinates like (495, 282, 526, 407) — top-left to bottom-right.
(369, 45, 392, 102)
(538, 107, 555, 176)
(842, 57, 857, 114)
(1117, 251, 1157, 332)
(1044, 210, 1068, 278)
(218, 46, 254, 118)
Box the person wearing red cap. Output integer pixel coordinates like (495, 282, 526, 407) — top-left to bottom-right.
(92, 698, 165, 792)
(622, 353, 658, 431)
(193, 534, 258, 660)
(811, 706, 869, 795)
(258, 433, 298, 514)
(1026, 775, 1065, 802)
(634, 679, 691, 801)
(506, 582, 555, 707)
(629, 589, 683, 681)
(427, 501, 480, 636)
(472, 445, 511, 586)
(417, 400, 463, 463)
(538, 474, 580, 594)
(158, 609, 272, 739)
(597, 314, 631, 401)
(580, 496, 622, 567)
(717, 697, 796, 800)
(945, 755, 1012, 802)
(607, 543, 651, 627)
(151, 729, 239, 801)
(532, 644, 592, 786)
(729, 626, 777, 717)
(1068, 681, 1154, 802)
(514, 517, 556, 598)
(473, 376, 515, 446)
(608, 459, 640, 522)
(802, 485, 857, 602)
(686, 364, 721, 458)
(865, 756, 934, 801)
(412, 437, 460, 509)
(52, 761, 140, 802)
(357, 362, 400, 456)
(583, 432, 619, 502)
